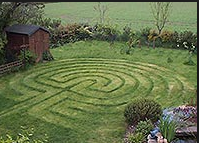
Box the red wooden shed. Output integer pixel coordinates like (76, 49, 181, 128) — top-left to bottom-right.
(5, 24, 52, 62)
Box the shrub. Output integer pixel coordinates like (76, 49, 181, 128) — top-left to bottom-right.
(76, 25, 92, 41)
(124, 98, 162, 125)
(33, 17, 63, 48)
(160, 30, 175, 43)
(135, 119, 154, 138)
(177, 31, 197, 53)
(42, 50, 54, 61)
(148, 30, 162, 48)
(154, 37, 162, 47)
(19, 49, 37, 66)
(160, 30, 176, 48)
(139, 27, 151, 45)
(127, 132, 145, 143)
(140, 27, 151, 39)
(49, 23, 93, 48)
(55, 23, 82, 44)
(148, 30, 159, 42)
(0, 36, 7, 65)
(119, 25, 132, 42)
(92, 24, 119, 42)
(0, 126, 48, 143)
(35, 17, 62, 31)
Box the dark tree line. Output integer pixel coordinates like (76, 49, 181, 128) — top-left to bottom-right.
(0, 2, 45, 34)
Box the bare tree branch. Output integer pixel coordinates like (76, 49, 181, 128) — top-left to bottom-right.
(150, 2, 172, 35)
(94, 2, 108, 24)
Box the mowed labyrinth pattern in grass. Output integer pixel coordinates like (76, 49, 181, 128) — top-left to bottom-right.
(0, 58, 194, 142)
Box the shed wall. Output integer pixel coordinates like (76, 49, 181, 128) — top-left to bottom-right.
(29, 29, 50, 62)
(6, 33, 29, 50)
(6, 28, 50, 63)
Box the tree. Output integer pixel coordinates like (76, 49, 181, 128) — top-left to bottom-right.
(150, 2, 172, 35)
(93, 2, 108, 24)
(0, 2, 45, 34)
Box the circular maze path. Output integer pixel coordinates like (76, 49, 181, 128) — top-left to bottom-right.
(0, 58, 194, 142)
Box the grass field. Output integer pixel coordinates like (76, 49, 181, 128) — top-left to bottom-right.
(44, 2, 197, 32)
(0, 40, 197, 142)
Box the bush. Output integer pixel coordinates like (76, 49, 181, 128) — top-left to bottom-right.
(124, 98, 162, 125)
(139, 27, 151, 45)
(49, 23, 92, 48)
(160, 30, 175, 43)
(0, 36, 7, 65)
(35, 17, 86, 48)
(148, 30, 162, 48)
(18, 49, 37, 67)
(92, 24, 119, 42)
(33, 18, 198, 54)
(140, 27, 151, 39)
(127, 132, 145, 143)
(148, 30, 158, 42)
(34, 17, 62, 31)
(119, 25, 132, 42)
(0, 126, 48, 143)
(177, 31, 197, 53)
(42, 50, 54, 61)
(135, 119, 154, 138)
(160, 30, 176, 48)
(76, 25, 92, 41)
(52, 23, 82, 46)
(31, 16, 62, 48)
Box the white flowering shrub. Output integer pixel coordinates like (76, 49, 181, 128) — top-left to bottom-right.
(176, 31, 197, 53)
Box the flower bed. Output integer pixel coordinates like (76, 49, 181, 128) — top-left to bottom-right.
(162, 105, 197, 142)
(124, 102, 197, 143)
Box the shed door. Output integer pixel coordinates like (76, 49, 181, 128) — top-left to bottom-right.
(34, 30, 45, 62)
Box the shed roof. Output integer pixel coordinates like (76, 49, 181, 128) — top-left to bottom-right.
(5, 24, 50, 36)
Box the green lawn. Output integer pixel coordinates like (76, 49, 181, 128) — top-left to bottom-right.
(0, 40, 197, 142)
(44, 2, 197, 32)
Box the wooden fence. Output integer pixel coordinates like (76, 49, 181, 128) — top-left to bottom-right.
(0, 60, 24, 76)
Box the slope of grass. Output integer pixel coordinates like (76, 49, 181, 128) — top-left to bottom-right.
(44, 2, 197, 32)
(0, 40, 197, 143)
